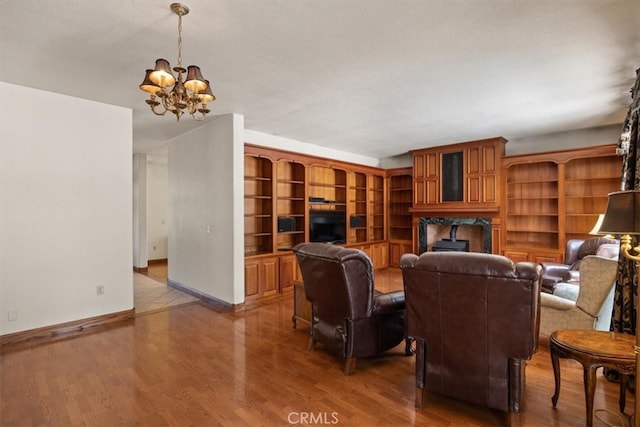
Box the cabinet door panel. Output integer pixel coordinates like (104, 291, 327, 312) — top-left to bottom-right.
(261, 257, 279, 297)
(483, 175, 497, 203)
(414, 180, 426, 205)
(389, 243, 403, 267)
(533, 253, 563, 264)
(503, 250, 529, 263)
(426, 179, 439, 204)
(483, 145, 497, 173)
(466, 147, 481, 174)
(467, 176, 481, 203)
(244, 260, 260, 297)
(279, 254, 296, 292)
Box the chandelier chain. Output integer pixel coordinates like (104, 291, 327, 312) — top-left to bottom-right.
(177, 14, 183, 67)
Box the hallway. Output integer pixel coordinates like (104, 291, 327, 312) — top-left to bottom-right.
(134, 261, 198, 314)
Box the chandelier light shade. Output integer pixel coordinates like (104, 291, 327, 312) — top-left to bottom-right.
(139, 3, 215, 121)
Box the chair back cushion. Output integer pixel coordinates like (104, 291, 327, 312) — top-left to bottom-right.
(575, 255, 618, 317)
(401, 251, 541, 411)
(294, 243, 375, 353)
(570, 237, 618, 270)
(565, 239, 585, 265)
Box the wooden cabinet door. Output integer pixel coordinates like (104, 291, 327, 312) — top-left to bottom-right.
(533, 253, 563, 264)
(245, 256, 279, 298)
(481, 144, 499, 203)
(466, 146, 482, 203)
(466, 144, 499, 204)
(389, 241, 413, 267)
(261, 256, 279, 297)
(413, 153, 439, 205)
(279, 254, 296, 292)
(244, 258, 261, 298)
(502, 250, 529, 263)
(372, 242, 389, 270)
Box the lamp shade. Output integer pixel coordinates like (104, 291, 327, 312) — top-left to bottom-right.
(139, 70, 162, 95)
(589, 214, 605, 235)
(599, 190, 640, 235)
(198, 80, 216, 104)
(184, 65, 207, 92)
(149, 58, 176, 88)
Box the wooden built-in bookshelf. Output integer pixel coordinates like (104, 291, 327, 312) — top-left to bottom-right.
(244, 156, 274, 256)
(348, 172, 367, 243)
(243, 144, 392, 301)
(501, 144, 621, 263)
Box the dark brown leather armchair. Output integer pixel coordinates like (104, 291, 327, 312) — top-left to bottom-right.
(400, 251, 542, 413)
(293, 242, 407, 375)
(541, 237, 617, 293)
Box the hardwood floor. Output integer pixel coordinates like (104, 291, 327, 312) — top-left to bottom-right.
(1, 268, 635, 426)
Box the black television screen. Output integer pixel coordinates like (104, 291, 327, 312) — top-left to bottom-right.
(309, 210, 346, 244)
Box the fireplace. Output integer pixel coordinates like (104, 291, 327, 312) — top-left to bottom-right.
(432, 224, 470, 252)
(419, 217, 492, 254)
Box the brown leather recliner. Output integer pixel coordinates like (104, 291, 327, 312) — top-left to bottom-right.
(293, 242, 407, 375)
(400, 251, 542, 413)
(541, 237, 617, 293)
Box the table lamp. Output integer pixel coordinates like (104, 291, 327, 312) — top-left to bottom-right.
(598, 189, 640, 422)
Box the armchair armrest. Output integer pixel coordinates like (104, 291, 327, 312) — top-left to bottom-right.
(540, 293, 576, 311)
(541, 263, 570, 278)
(373, 290, 405, 314)
(564, 270, 580, 282)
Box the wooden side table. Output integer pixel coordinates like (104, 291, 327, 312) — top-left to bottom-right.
(549, 329, 636, 427)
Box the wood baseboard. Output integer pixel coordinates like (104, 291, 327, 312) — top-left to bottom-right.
(0, 308, 135, 350)
(167, 279, 236, 312)
(133, 266, 148, 273)
(148, 258, 168, 265)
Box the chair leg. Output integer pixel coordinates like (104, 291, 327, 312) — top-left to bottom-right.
(405, 337, 415, 355)
(307, 336, 317, 351)
(344, 356, 356, 376)
(415, 387, 424, 408)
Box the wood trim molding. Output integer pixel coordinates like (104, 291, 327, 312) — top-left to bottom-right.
(0, 309, 135, 350)
(133, 266, 148, 273)
(167, 279, 236, 313)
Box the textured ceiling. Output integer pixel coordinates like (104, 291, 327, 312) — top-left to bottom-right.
(1, 0, 638, 158)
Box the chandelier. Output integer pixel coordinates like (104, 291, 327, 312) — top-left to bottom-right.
(139, 3, 215, 121)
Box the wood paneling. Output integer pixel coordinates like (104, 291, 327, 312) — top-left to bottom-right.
(410, 137, 505, 214)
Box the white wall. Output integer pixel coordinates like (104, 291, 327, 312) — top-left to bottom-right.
(147, 149, 168, 260)
(132, 153, 148, 269)
(168, 114, 244, 304)
(0, 82, 133, 335)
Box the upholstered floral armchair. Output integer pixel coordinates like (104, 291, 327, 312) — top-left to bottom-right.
(539, 255, 618, 338)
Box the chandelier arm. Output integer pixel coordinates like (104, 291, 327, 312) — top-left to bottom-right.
(160, 90, 178, 112)
(150, 103, 168, 116)
(145, 95, 167, 116)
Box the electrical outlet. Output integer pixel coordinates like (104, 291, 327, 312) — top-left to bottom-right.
(96, 285, 105, 295)
(8, 310, 18, 321)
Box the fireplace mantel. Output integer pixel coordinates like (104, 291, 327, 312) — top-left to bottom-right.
(409, 206, 499, 215)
